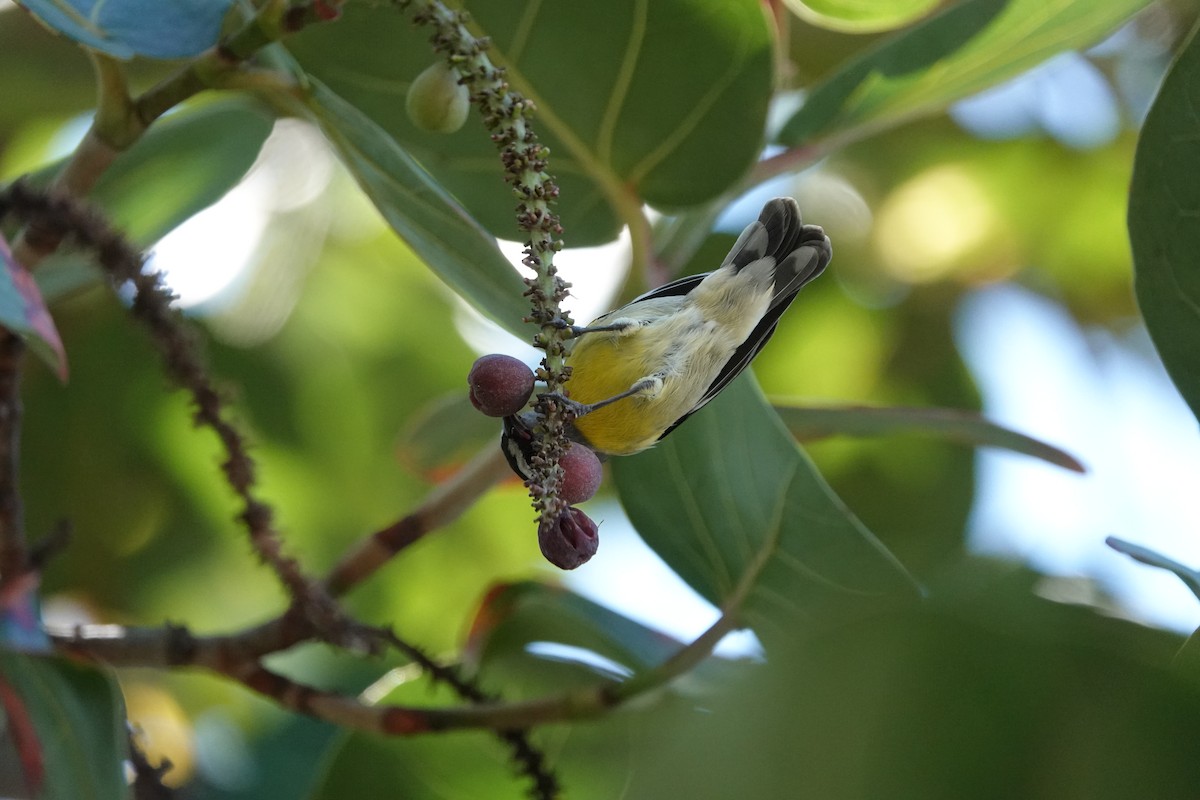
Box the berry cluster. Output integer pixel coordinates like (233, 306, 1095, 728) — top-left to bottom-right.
(467, 354, 602, 568)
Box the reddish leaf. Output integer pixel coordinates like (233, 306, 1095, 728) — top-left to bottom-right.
(0, 673, 44, 796)
(0, 235, 67, 380)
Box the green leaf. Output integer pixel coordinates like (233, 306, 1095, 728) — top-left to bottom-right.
(783, 0, 941, 34)
(305, 79, 530, 338)
(779, 0, 1150, 147)
(775, 402, 1085, 472)
(612, 375, 919, 645)
(1105, 536, 1200, 604)
(0, 233, 67, 379)
(396, 392, 507, 481)
(33, 96, 275, 303)
(287, 0, 774, 244)
(1129, 25, 1200, 424)
(0, 650, 128, 800)
(462, 581, 685, 676)
(15, 0, 234, 60)
(92, 98, 274, 243)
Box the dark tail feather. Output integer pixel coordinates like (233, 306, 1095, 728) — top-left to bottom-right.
(763, 198, 832, 306)
(723, 198, 832, 300)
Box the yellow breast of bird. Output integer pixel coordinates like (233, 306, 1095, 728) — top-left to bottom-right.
(566, 303, 751, 456)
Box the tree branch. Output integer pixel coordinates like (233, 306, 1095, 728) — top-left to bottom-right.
(326, 444, 511, 595)
(0, 332, 26, 589)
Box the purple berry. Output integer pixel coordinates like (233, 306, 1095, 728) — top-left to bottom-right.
(468, 354, 535, 417)
(558, 443, 602, 504)
(538, 507, 599, 570)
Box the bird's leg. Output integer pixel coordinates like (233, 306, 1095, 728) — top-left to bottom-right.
(541, 375, 663, 418)
(550, 317, 642, 338)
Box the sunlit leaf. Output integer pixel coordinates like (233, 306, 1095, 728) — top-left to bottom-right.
(612, 375, 919, 646)
(783, 0, 940, 34)
(306, 80, 530, 338)
(1129, 25, 1200, 425)
(779, 0, 1150, 147)
(33, 96, 275, 303)
(287, 0, 774, 244)
(0, 234, 66, 379)
(15, 0, 234, 60)
(775, 402, 1085, 472)
(0, 651, 127, 800)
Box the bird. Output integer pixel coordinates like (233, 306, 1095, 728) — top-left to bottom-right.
(502, 197, 831, 478)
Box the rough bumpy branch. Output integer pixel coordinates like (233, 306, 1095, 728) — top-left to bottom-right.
(395, 0, 577, 533)
(0, 182, 355, 646)
(0, 331, 25, 589)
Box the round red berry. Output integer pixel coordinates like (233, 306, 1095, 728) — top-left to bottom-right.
(467, 354, 535, 417)
(558, 442, 602, 504)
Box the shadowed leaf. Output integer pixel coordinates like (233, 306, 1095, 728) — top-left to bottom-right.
(306, 80, 530, 338)
(1129, 24, 1200, 424)
(396, 392, 507, 482)
(287, 0, 774, 244)
(0, 652, 127, 800)
(463, 580, 686, 676)
(612, 375, 919, 647)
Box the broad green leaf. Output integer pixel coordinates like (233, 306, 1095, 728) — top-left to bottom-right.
(0, 651, 127, 800)
(287, 0, 774, 244)
(612, 375, 918, 645)
(0, 233, 66, 378)
(1129, 25, 1200, 424)
(321, 564, 1200, 800)
(305, 80, 530, 338)
(92, 98, 274, 243)
(775, 402, 1085, 472)
(396, 392, 506, 481)
(1106, 537, 1200, 604)
(1174, 628, 1200, 678)
(15, 0, 234, 60)
(315, 586, 712, 800)
(33, 96, 275, 303)
(783, 0, 941, 34)
(462, 581, 684, 676)
(779, 0, 1150, 147)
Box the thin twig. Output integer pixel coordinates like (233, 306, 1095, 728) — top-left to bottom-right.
(53, 592, 739, 733)
(326, 444, 511, 595)
(0, 183, 353, 645)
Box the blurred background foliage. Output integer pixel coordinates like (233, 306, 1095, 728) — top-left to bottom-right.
(3, 0, 1200, 797)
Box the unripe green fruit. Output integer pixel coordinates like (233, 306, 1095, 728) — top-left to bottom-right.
(406, 62, 470, 134)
